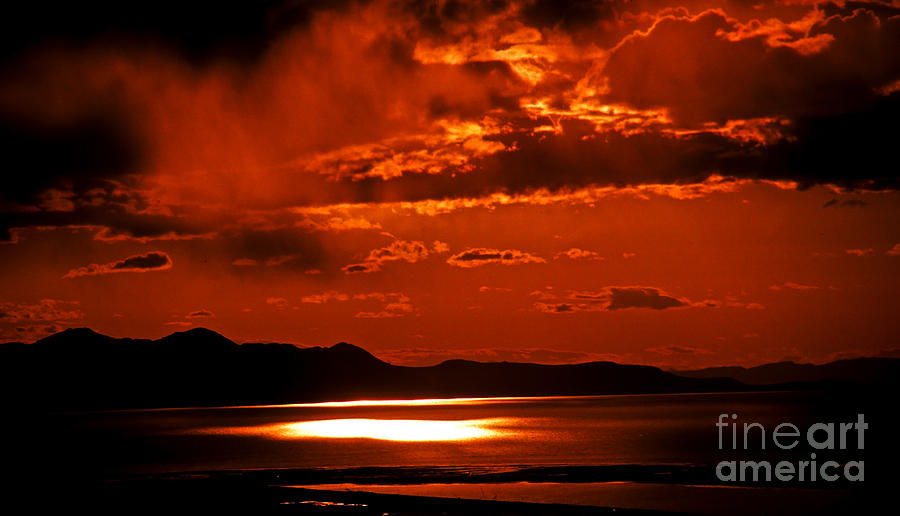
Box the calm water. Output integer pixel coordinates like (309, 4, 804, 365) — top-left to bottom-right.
(24, 390, 879, 476)
(11, 390, 891, 514)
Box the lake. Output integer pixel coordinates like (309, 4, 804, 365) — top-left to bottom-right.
(11, 390, 891, 514)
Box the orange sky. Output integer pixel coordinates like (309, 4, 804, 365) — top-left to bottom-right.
(1, 0, 898, 368)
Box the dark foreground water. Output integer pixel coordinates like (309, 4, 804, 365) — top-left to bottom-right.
(8, 390, 895, 514)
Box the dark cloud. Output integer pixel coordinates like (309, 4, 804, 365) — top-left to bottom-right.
(823, 198, 868, 208)
(0, 205, 216, 244)
(111, 252, 170, 270)
(0, 179, 222, 243)
(342, 262, 381, 274)
(745, 92, 900, 190)
(353, 122, 721, 199)
(223, 227, 326, 271)
(0, 0, 897, 238)
(821, 1, 900, 28)
(340, 89, 899, 199)
(542, 303, 576, 313)
(0, 1, 352, 66)
(520, 0, 620, 31)
(0, 0, 527, 222)
(647, 345, 708, 355)
(407, 0, 515, 37)
(63, 251, 172, 278)
(605, 287, 687, 311)
(186, 310, 215, 318)
(447, 247, 546, 267)
(0, 111, 143, 206)
(0, 2, 366, 218)
(534, 286, 691, 312)
(477, 121, 732, 190)
(602, 7, 900, 124)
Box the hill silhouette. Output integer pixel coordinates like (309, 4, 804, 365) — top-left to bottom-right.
(674, 358, 900, 387)
(0, 327, 747, 410)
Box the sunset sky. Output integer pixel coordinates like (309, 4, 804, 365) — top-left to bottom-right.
(1, 0, 898, 368)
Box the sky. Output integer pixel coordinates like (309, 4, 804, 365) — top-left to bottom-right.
(1, 0, 898, 368)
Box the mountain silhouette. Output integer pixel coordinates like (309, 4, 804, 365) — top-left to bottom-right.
(0, 327, 749, 410)
(674, 357, 900, 387)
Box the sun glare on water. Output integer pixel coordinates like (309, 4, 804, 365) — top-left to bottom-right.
(204, 418, 511, 442)
(279, 418, 505, 441)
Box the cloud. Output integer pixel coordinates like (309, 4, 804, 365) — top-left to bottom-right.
(342, 239, 430, 274)
(0, 2, 333, 68)
(479, 286, 513, 293)
(823, 198, 868, 208)
(718, 300, 767, 310)
(646, 345, 710, 356)
(769, 282, 819, 291)
(554, 248, 604, 260)
(446, 247, 546, 267)
(342, 262, 381, 274)
(354, 299, 415, 319)
(1, 189, 219, 245)
(601, 7, 900, 125)
(266, 254, 306, 266)
(63, 251, 172, 278)
(534, 302, 579, 313)
(0, 299, 83, 342)
(296, 216, 382, 232)
(265, 297, 289, 309)
(366, 239, 429, 264)
(0, 107, 143, 207)
(294, 290, 415, 318)
(533, 286, 696, 312)
(223, 227, 325, 271)
(605, 287, 689, 311)
(888, 244, 900, 256)
(301, 291, 351, 304)
(0, 299, 83, 324)
(186, 310, 215, 319)
(845, 248, 875, 257)
(2, 0, 899, 250)
(432, 240, 450, 253)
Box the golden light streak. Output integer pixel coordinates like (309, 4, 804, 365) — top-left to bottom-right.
(115, 395, 589, 413)
(288, 175, 748, 217)
(521, 97, 673, 135)
(290, 118, 507, 181)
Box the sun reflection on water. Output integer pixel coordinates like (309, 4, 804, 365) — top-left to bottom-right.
(201, 418, 512, 442)
(280, 418, 507, 441)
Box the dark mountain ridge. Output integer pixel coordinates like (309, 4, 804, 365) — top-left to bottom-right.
(0, 327, 748, 410)
(674, 357, 900, 387)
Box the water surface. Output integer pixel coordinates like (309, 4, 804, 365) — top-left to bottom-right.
(35, 390, 866, 475)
